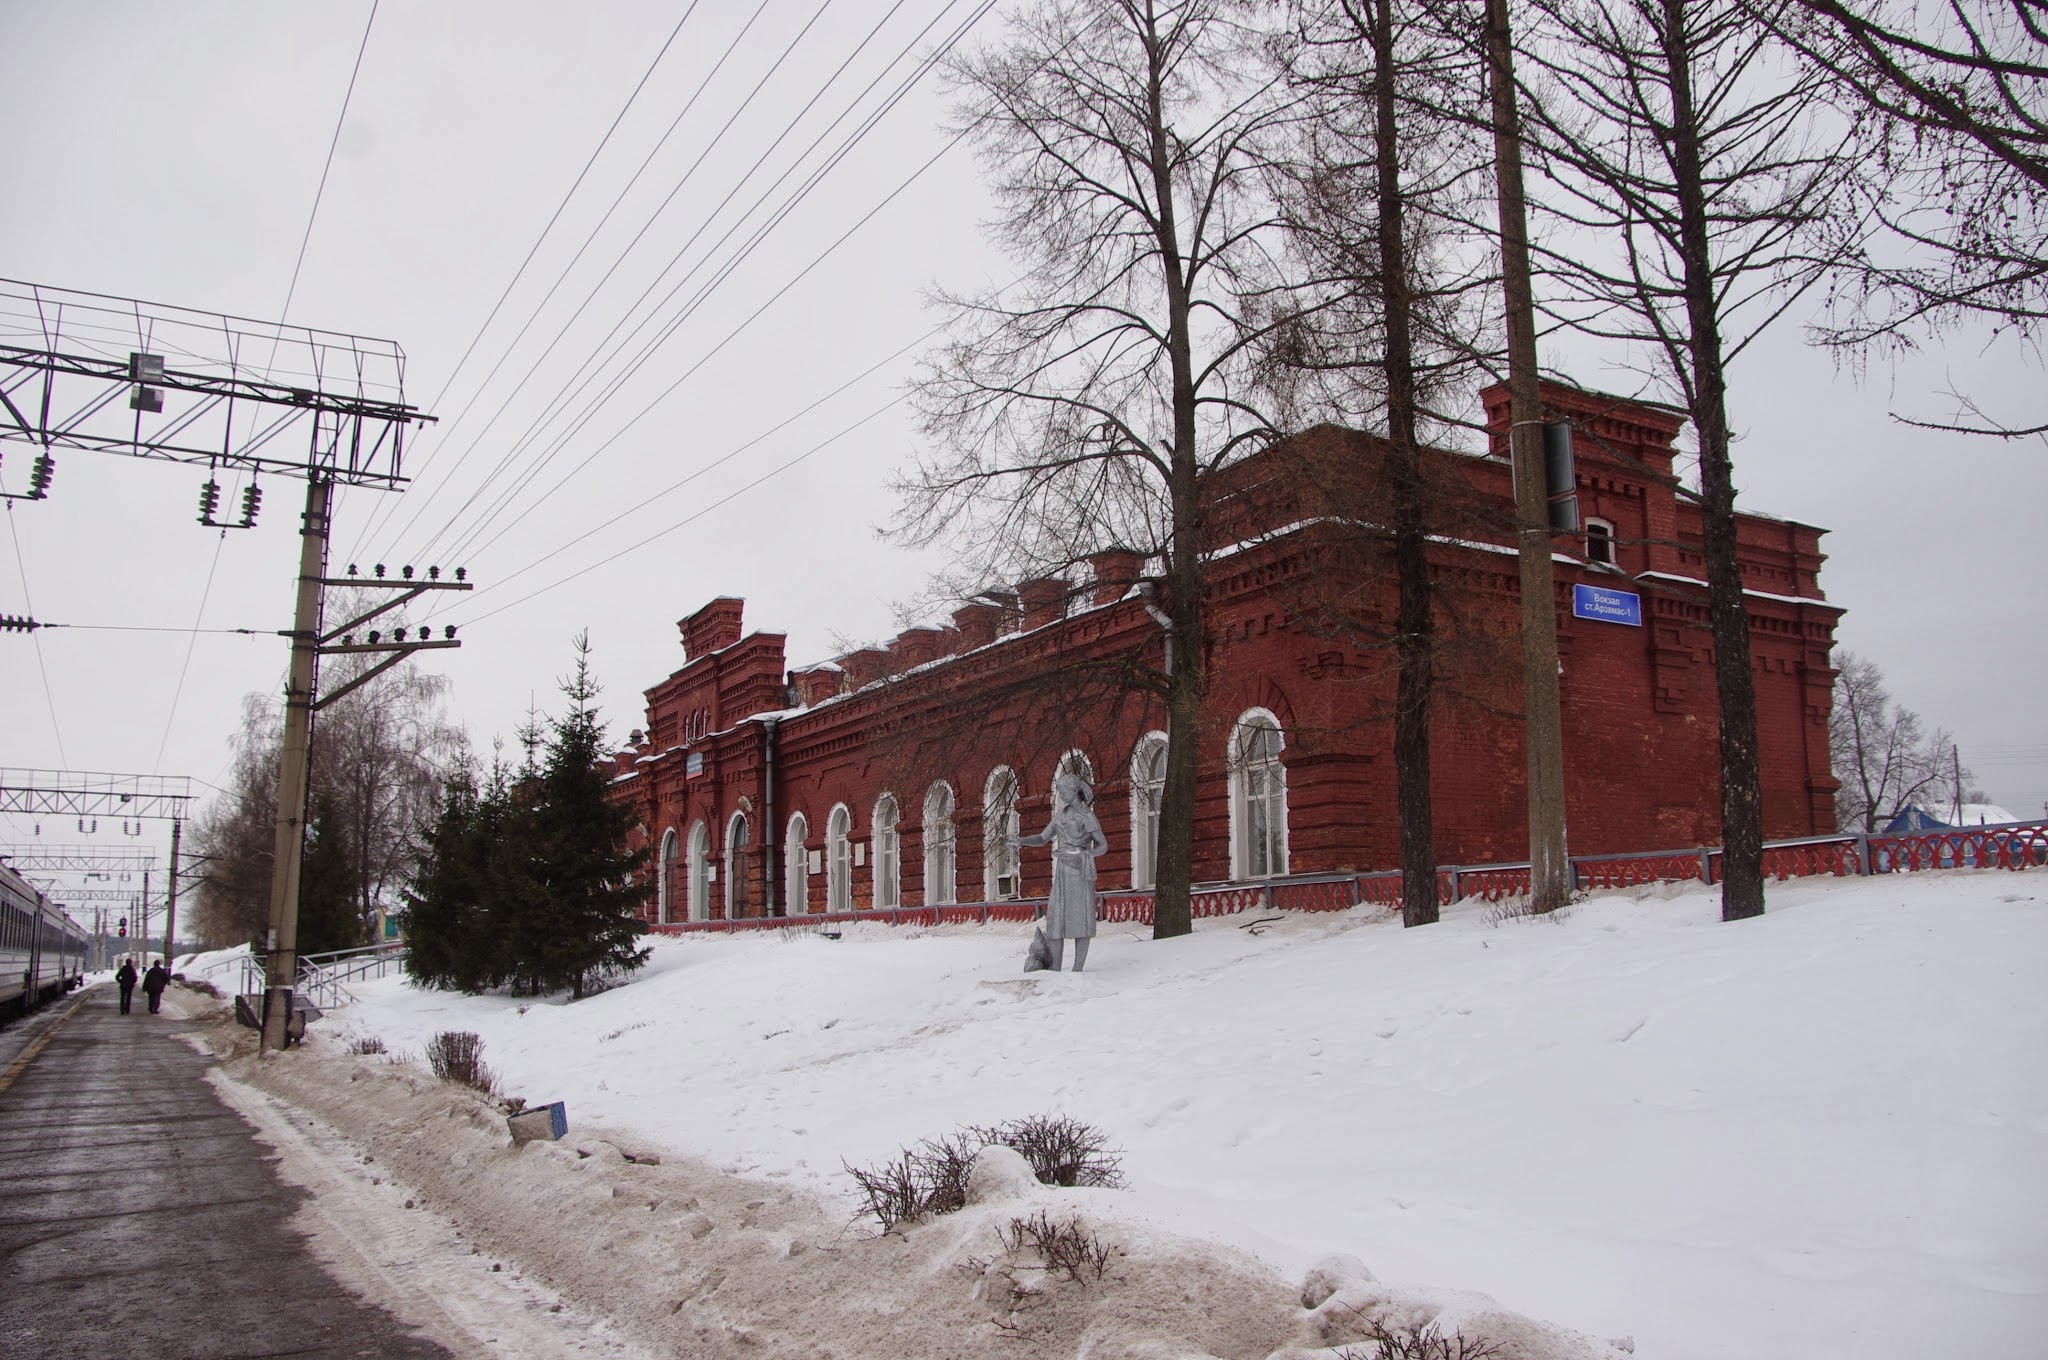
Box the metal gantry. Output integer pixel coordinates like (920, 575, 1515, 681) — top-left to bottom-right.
(0, 280, 447, 1051)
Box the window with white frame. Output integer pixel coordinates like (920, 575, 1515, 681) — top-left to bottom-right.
(658, 827, 679, 923)
(1053, 747, 1094, 793)
(1230, 710, 1288, 879)
(726, 813, 751, 919)
(923, 782, 956, 905)
(1585, 517, 1616, 566)
(786, 812, 810, 913)
(687, 820, 710, 921)
(983, 767, 1021, 899)
(872, 794, 901, 908)
(827, 805, 852, 912)
(1129, 732, 1168, 889)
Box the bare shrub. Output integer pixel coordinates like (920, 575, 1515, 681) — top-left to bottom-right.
(844, 1151, 926, 1231)
(978, 1113, 1123, 1189)
(424, 1030, 494, 1095)
(175, 976, 222, 999)
(1338, 1317, 1503, 1360)
(346, 1035, 387, 1056)
(844, 1114, 1122, 1230)
(999, 1209, 1119, 1282)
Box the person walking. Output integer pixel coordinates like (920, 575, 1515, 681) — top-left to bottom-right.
(142, 959, 169, 1014)
(114, 958, 137, 1014)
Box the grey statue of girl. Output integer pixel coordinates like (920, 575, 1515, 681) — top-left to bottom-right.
(1014, 773, 1108, 972)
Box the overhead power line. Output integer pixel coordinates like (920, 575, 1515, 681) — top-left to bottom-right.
(413, 0, 997, 571)
(359, 0, 792, 562)
(280, 0, 381, 327)
(384, 0, 993, 570)
(451, 392, 908, 628)
(344, 0, 710, 560)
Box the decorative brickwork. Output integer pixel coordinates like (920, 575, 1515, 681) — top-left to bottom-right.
(610, 382, 1842, 924)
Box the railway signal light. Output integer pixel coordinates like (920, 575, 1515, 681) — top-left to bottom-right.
(118, 917, 127, 937)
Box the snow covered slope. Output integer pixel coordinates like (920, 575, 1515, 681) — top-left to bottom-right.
(336, 872, 2048, 1360)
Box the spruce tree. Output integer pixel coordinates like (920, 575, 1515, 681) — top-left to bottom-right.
(298, 795, 367, 956)
(523, 633, 650, 999)
(401, 763, 490, 991)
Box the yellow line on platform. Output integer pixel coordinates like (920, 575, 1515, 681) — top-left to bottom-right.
(0, 993, 90, 1098)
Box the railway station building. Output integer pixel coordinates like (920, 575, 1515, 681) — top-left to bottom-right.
(606, 381, 1843, 923)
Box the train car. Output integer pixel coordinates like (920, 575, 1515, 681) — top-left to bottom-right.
(1, 859, 89, 1025)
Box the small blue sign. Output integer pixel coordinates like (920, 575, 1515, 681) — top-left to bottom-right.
(1572, 583, 1642, 627)
(685, 751, 705, 778)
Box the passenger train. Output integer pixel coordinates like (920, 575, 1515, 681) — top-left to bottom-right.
(1, 859, 89, 1024)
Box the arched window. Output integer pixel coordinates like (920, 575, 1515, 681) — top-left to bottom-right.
(658, 827, 680, 923)
(786, 812, 811, 914)
(726, 812, 751, 919)
(1229, 710, 1288, 880)
(872, 794, 901, 909)
(1129, 732, 1168, 889)
(983, 767, 1021, 900)
(1053, 748, 1095, 792)
(687, 820, 710, 921)
(1585, 518, 1616, 566)
(827, 804, 853, 912)
(923, 782, 956, 906)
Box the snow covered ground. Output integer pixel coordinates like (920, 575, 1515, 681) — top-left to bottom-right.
(329, 872, 2047, 1360)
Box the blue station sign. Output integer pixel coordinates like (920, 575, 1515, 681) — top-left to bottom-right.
(1572, 582, 1642, 627)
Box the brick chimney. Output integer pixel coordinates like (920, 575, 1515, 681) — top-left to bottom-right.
(1087, 548, 1145, 607)
(791, 666, 844, 705)
(1017, 577, 1070, 630)
(952, 602, 1004, 649)
(840, 647, 892, 687)
(679, 597, 745, 661)
(892, 627, 944, 669)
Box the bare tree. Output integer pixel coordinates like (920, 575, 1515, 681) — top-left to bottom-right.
(188, 636, 466, 950)
(902, 0, 1298, 938)
(1830, 649, 1969, 830)
(1512, 0, 1870, 920)
(1262, 0, 1502, 926)
(1738, 0, 2048, 436)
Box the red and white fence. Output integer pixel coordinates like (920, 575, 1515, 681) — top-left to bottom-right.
(647, 820, 2048, 936)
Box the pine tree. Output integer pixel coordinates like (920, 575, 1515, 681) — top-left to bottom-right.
(522, 633, 649, 999)
(298, 795, 367, 956)
(401, 763, 489, 991)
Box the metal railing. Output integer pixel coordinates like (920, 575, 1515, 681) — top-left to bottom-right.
(237, 940, 406, 1009)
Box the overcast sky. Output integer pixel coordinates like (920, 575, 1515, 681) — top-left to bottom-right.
(2, 1, 2041, 897)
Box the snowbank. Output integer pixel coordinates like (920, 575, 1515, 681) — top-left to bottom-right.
(331, 873, 2048, 1359)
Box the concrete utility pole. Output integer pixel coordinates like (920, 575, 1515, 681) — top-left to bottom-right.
(259, 476, 332, 1052)
(1485, 0, 1571, 913)
(163, 818, 182, 964)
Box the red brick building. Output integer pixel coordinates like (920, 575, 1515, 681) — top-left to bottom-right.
(608, 382, 1842, 923)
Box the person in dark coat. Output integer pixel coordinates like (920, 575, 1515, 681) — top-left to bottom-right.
(115, 959, 138, 1014)
(142, 960, 169, 1014)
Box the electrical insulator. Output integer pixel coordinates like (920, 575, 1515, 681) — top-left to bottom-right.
(28, 454, 53, 498)
(238, 482, 262, 528)
(394, 627, 407, 642)
(0, 613, 37, 633)
(443, 625, 456, 640)
(427, 565, 439, 580)
(454, 567, 467, 582)
(197, 480, 221, 525)
(374, 563, 386, 578)
(402, 564, 414, 580)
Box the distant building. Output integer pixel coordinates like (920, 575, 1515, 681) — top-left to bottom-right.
(607, 381, 1843, 922)
(1884, 802, 2020, 833)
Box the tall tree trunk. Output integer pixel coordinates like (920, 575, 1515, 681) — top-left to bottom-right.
(1370, 0, 1438, 928)
(1148, 13, 1204, 941)
(1662, 0, 1764, 921)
